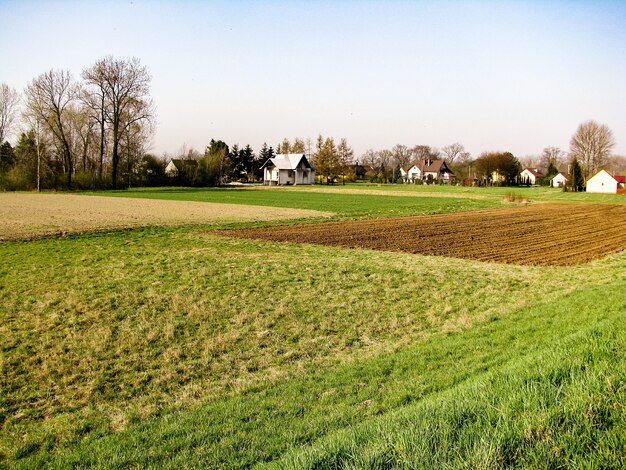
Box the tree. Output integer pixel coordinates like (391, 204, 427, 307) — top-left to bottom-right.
(206, 139, 229, 185)
(0, 83, 20, 144)
(336, 138, 354, 184)
(277, 138, 290, 154)
(314, 137, 339, 184)
(411, 145, 439, 162)
(83, 56, 153, 188)
(540, 146, 565, 174)
(391, 144, 412, 170)
(292, 138, 305, 153)
(441, 143, 470, 164)
(0, 141, 15, 171)
(25, 70, 77, 189)
(569, 120, 615, 181)
(474, 151, 521, 186)
(568, 157, 584, 192)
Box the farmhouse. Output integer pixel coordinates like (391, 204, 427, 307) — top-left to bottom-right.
(586, 169, 626, 194)
(165, 159, 198, 178)
(402, 159, 455, 183)
(520, 168, 544, 185)
(261, 153, 316, 185)
(550, 172, 568, 188)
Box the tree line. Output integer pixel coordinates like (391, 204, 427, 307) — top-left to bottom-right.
(1, 61, 623, 191)
(0, 56, 154, 190)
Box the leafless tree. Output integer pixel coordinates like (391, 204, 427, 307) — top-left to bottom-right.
(539, 147, 565, 172)
(83, 56, 153, 188)
(441, 143, 470, 164)
(391, 144, 412, 169)
(25, 70, 78, 189)
(0, 83, 20, 143)
(569, 120, 615, 180)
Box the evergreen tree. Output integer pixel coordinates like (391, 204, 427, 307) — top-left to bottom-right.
(0, 141, 15, 172)
(569, 158, 584, 192)
(546, 161, 559, 179)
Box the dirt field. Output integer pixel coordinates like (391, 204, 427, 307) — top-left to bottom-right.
(0, 193, 332, 240)
(217, 203, 626, 266)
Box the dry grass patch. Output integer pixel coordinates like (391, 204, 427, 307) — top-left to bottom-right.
(0, 193, 332, 240)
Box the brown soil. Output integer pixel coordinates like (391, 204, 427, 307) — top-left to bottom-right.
(216, 203, 626, 266)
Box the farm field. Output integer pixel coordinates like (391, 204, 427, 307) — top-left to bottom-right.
(1, 187, 625, 468)
(0, 193, 332, 240)
(218, 203, 626, 266)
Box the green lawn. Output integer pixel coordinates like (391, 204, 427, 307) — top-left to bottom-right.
(1, 185, 625, 468)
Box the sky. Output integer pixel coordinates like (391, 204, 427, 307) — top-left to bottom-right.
(1, 0, 625, 159)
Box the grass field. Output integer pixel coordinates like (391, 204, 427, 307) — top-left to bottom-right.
(1, 185, 625, 468)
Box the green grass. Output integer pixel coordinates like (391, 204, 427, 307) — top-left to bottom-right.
(84, 186, 502, 219)
(2, 185, 625, 468)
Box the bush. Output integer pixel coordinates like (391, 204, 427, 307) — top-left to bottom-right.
(1, 166, 31, 191)
(503, 191, 529, 203)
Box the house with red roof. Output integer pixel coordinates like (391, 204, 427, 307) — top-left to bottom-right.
(520, 168, 544, 186)
(586, 169, 626, 193)
(400, 159, 455, 184)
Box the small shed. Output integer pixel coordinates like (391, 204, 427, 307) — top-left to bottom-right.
(586, 169, 625, 193)
(550, 172, 568, 188)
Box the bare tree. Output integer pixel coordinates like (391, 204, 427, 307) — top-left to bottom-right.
(391, 144, 412, 169)
(25, 70, 77, 189)
(0, 83, 20, 143)
(441, 143, 470, 164)
(569, 120, 615, 180)
(539, 146, 565, 174)
(83, 56, 153, 188)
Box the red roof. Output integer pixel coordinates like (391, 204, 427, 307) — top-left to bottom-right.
(613, 175, 626, 184)
(523, 168, 544, 178)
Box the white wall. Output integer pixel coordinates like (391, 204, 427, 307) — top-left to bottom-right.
(587, 170, 617, 193)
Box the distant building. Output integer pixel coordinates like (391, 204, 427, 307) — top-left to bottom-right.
(586, 169, 626, 193)
(401, 159, 455, 183)
(550, 172, 568, 188)
(260, 153, 316, 185)
(520, 168, 544, 185)
(165, 159, 198, 180)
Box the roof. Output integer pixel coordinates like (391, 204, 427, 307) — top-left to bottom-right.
(522, 168, 544, 178)
(408, 159, 454, 174)
(168, 159, 198, 168)
(551, 172, 568, 180)
(613, 175, 625, 184)
(589, 169, 625, 184)
(260, 153, 314, 170)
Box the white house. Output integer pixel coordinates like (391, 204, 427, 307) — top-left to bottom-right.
(402, 159, 455, 183)
(586, 169, 626, 193)
(260, 153, 316, 185)
(520, 168, 544, 185)
(550, 172, 568, 188)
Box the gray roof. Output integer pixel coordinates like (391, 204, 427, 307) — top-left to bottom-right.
(260, 153, 314, 170)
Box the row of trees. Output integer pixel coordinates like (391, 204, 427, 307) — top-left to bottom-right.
(0, 56, 154, 190)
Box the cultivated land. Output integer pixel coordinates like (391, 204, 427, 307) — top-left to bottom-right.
(0, 193, 332, 240)
(217, 203, 626, 266)
(1, 186, 625, 468)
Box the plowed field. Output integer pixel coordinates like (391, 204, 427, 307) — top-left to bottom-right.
(217, 203, 626, 266)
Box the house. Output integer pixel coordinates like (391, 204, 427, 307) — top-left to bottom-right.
(550, 172, 568, 188)
(165, 159, 198, 179)
(260, 153, 316, 185)
(520, 168, 544, 185)
(402, 159, 455, 183)
(586, 169, 626, 193)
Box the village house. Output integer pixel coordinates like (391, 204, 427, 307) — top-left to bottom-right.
(550, 172, 568, 188)
(586, 169, 626, 194)
(260, 153, 316, 185)
(401, 159, 455, 183)
(519, 168, 544, 186)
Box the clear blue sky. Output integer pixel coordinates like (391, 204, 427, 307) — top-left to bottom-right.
(1, 0, 625, 159)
